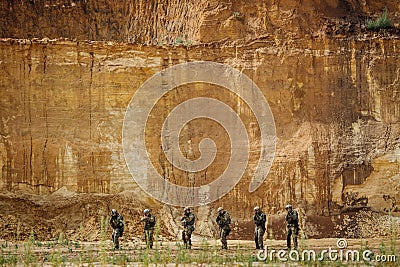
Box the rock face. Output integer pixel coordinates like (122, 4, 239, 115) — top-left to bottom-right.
(2, 0, 400, 43)
(0, 0, 400, 240)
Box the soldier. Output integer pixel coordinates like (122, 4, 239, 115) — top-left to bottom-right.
(216, 207, 231, 249)
(253, 206, 266, 249)
(181, 207, 195, 249)
(285, 204, 299, 250)
(141, 209, 156, 249)
(109, 209, 124, 250)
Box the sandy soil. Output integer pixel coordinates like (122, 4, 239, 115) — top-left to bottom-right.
(0, 237, 398, 266)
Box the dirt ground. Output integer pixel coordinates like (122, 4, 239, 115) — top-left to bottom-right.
(0, 237, 399, 266)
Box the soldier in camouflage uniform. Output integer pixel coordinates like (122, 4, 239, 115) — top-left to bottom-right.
(285, 204, 299, 250)
(253, 206, 267, 249)
(216, 207, 231, 249)
(141, 209, 156, 249)
(109, 209, 124, 250)
(181, 207, 195, 249)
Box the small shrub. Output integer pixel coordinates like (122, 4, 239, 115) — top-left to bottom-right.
(366, 8, 393, 30)
(232, 11, 242, 20)
(175, 37, 183, 45)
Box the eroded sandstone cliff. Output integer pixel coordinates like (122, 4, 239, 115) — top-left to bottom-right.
(0, 0, 400, 240)
(2, 0, 400, 44)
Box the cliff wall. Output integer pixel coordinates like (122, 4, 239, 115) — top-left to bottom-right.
(0, 0, 400, 240)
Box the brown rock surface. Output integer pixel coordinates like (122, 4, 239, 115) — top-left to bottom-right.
(1, 0, 400, 44)
(0, 0, 400, 241)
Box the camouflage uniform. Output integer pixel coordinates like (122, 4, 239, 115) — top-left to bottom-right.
(216, 210, 231, 249)
(285, 206, 299, 250)
(253, 209, 266, 249)
(141, 212, 156, 249)
(110, 211, 124, 249)
(181, 210, 195, 249)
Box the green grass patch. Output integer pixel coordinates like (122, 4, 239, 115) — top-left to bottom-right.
(366, 8, 393, 30)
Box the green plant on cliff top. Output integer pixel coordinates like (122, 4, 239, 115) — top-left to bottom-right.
(366, 8, 393, 30)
